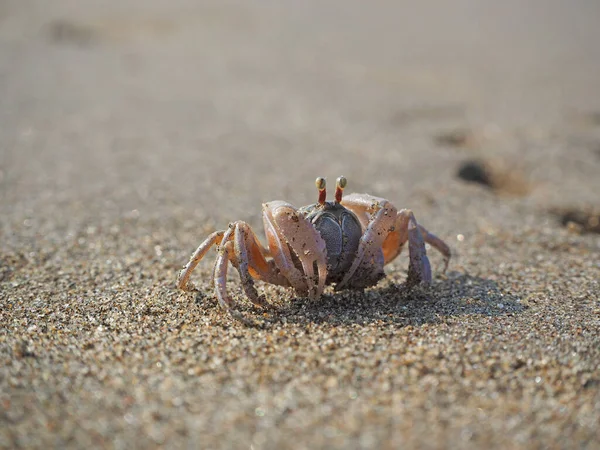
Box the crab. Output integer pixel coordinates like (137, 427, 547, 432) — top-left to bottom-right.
(177, 176, 450, 318)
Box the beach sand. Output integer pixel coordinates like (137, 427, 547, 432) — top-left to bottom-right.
(1, 1, 599, 448)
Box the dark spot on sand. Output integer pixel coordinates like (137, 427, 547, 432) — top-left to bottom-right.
(435, 129, 478, 149)
(457, 160, 492, 187)
(580, 111, 600, 126)
(46, 19, 98, 47)
(456, 159, 531, 197)
(553, 207, 600, 234)
(390, 104, 465, 127)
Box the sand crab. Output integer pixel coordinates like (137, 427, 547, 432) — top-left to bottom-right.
(178, 176, 450, 317)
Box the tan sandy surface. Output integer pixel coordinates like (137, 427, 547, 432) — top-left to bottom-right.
(1, 1, 599, 448)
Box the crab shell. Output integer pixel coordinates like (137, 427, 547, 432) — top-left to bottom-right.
(298, 201, 363, 284)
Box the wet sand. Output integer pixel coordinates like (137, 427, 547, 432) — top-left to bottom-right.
(1, 1, 599, 448)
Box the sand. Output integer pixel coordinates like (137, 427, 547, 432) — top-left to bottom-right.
(1, 1, 599, 448)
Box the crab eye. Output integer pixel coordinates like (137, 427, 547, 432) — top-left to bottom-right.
(315, 177, 327, 205)
(335, 176, 347, 203)
(315, 177, 326, 191)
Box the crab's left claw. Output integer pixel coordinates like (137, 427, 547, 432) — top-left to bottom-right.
(263, 201, 328, 299)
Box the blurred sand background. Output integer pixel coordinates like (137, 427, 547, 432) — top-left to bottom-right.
(1, 0, 599, 448)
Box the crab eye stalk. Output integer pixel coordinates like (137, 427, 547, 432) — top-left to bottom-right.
(334, 176, 347, 203)
(315, 177, 327, 205)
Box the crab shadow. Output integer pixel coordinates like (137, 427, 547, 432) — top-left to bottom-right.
(263, 272, 525, 327)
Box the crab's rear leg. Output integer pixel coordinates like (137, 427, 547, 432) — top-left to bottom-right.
(404, 211, 432, 286)
(381, 209, 451, 287)
(382, 210, 451, 275)
(178, 230, 225, 291)
(417, 224, 451, 273)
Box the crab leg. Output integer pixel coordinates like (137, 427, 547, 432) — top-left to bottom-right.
(211, 224, 269, 310)
(417, 224, 451, 273)
(403, 210, 432, 286)
(233, 224, 269, 307)
(214, 241, 234, 310)
(177, 230, 225, 291)
(381, 212, 451, 271)
(233, 221, 290, 287)
(380, 209, 434, 286)
(180, 218, 297, 311)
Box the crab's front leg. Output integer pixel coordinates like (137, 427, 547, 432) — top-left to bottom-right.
(338, 194, 397, 289)
(262, 201, 328, 299)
